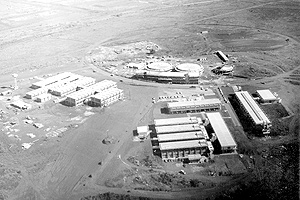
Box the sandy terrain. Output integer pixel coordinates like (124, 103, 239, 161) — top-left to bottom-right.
(0, 0, 299, 199)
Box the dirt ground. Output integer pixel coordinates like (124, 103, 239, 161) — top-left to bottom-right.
(0, 0, 299, 199)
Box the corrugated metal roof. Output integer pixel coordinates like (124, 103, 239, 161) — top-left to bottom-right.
(206, 112, 237, 148)
(159, 139, 208, 150)
(235, 91, 270, 125)
(154, 117, 198, 126)
(257, 90, 276, 101)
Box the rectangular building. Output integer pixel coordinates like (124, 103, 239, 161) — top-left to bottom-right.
(31, 72, 74, 89)
(25, 87, 48, 99)
(35, 93, 52, 103)
(216, 51, 229, 62)
(157, 130, 208, 143)
(50, 77, 96, 97)
(65, 80, 117, 106)
(206, 112, 237, 153)
(167, 98, 221, 114)
(90, 88, 124, 107)
(256, 89, 279, 103)
(154, 117, 199, 127)
(159, 139, 209, 162)
(235, 91, 271, 134)
(155, 124, 202, 135)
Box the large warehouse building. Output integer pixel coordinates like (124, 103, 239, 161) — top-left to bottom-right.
(235, 91, 271, 134)
(206, 112, 237, 153)
(166, 98, 221, 114)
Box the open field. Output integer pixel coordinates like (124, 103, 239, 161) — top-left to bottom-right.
(0, 0, 299, 199)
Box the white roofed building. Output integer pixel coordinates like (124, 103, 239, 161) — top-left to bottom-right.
(235, 91, 271, 134)
(256, 89, 280, 104)
(65, 80, 117, 106)
(159, 139, 209, 162)
(154, 117, 200, 127)
(90, 88, 124, 107)
(31, 72, 74, 89)
(155, 124, 203, 135)
(206, 112, 237, 153)
(167, 99, 221, 114)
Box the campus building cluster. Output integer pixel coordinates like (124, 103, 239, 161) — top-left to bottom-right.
(141, 113, 237, 163)
(26, 72, 123, 107)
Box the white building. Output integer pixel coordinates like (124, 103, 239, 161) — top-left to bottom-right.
(235, 91, 271, 134)
(256, 89, 280, 104)
(90, 88, 124, 107)
(206, 112, 237, 153)
(31, 72, 74, 89)
(167, 99, 221, 114)
(155, 124, 203, 135)
(35, 93, 52, 103)
(154, 117, 200, 127)
(25, 87, 48, 99)
(65, 80, 117, 106)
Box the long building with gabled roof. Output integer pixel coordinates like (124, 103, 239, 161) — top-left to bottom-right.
(235, 91, 271, 134)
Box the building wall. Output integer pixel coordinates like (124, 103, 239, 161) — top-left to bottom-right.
(234, 94, 271, 134)
(168, 105, 220, 114)
(161, 146, 208, 162)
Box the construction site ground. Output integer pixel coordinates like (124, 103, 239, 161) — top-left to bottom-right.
(0, 0, 299, 199)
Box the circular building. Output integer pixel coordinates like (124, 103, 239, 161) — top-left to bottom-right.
(175, 63, 204, 73)
(147, 62, 173, 72)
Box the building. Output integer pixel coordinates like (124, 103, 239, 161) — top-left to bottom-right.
(64, 80, 117, 106)
(206, 112, 237, 153)
(154, 117, 199, 127)
(235, 91, 271, 134)
(25, 87, 48, 99)
(166, 99, 221, 114)
(35, 93, 52, 103)
(49, 77, 96, 97)
(155, 124, 203, 135)
(256, 89, 280, 104)
(134, 70, 200, 84)
(136, 126, 150, 139)
(157, 130, 209, 143)
(11, 101, 32, 110)
(159, 139, 209, 162)
(89, 88, 124, 107)
(31, 72, 75, 89)
(215, 51, 229, 62)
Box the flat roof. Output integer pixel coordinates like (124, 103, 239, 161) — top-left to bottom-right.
(156, 124, 202, 134)
(159, 140, 208, 150)
(206, 112, 237, 148)
(235, 91, 270, 125)
(154, 117, 198, 126)
(157, 131, 206, 142)
(257, 90, 276, 101)
(167, 98, 221, 108)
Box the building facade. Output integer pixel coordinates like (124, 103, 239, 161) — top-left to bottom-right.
(166, 99, 221, 114)
(235, 91, 271, 134)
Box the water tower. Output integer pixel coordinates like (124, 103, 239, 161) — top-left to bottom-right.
(12, 73, 18, 90)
